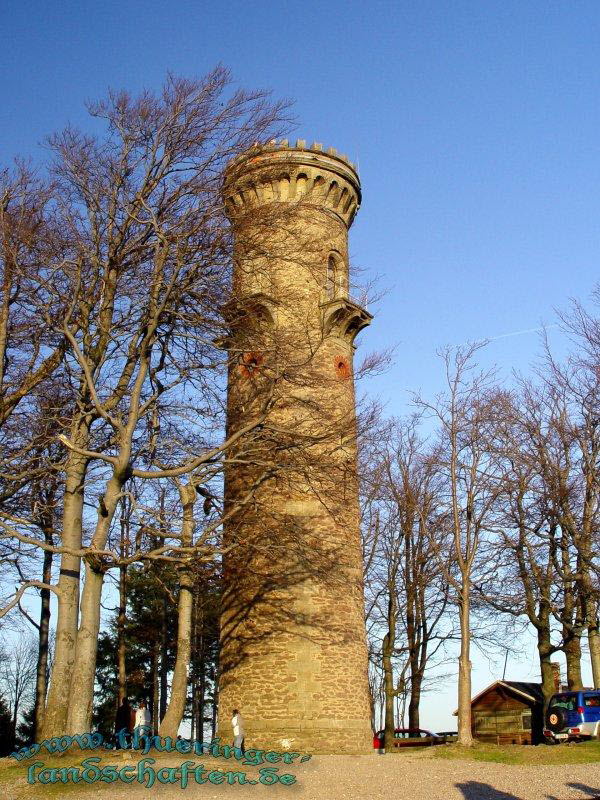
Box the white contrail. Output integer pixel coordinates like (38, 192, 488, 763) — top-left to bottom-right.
(487, 323, 559, 342)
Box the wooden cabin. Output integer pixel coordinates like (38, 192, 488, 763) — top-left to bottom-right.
(456, 681, 545, 745)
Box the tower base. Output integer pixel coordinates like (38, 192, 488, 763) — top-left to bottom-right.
(217, 717, 372, 755)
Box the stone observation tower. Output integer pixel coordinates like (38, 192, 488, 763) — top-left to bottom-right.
(218, 140, 373, 753)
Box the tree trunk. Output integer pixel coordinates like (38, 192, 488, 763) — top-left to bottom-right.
(33, 538, 53, 741)
(564, 631, 584, 690)
(538, 630, 557, 709)
(405, 538, 420, 730)
(159, 576, 193, 738)
(10, 679, 20, 748)
(66, 565, 105, 733)
(559, 530, 583, 692)
(152, 643, 160, 734)
(66, 471, 127, 733)
(408, 671, 422, 730)
(580, 569, 600, 686)
(11, 687, 19, 750)
(457, 582, 473, 746)
(211, 685, 217, 740)
(588, 602, 600, 688)
(159, 483, 196, 739)
(159, 594, 168, 722)
(42, 419, 89, 739)
(198, 624, 206, 742)
(117, 502, 129, 704)
(382, 587, 397, 750)
(191, 602, 201, 740)
(117, 564, 127, 704)
(190, 679, 197, 741)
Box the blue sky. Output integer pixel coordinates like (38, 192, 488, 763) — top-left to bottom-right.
(3, 0, 598, 403)
(2, 1, 598, 730)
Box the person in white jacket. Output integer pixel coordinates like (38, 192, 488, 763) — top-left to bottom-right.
(231, 708, 245, 754)
(134, 699, 151, 731)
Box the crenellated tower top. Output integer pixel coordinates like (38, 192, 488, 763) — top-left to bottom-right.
(223, 139, 361, 228)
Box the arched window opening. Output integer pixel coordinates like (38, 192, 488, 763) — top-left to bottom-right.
(326, 255, 336, 300)
(296, 173, 308, 197)
(325, 253, 347, 301)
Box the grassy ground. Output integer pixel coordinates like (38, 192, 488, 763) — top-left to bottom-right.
(432, 739, 600, 765)
(0, 749, 310, 798)
(0, 750, 199, 798)
(0, 751, 110, 798)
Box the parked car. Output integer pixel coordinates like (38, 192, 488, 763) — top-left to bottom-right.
(436, 730, 458, 742)
(543, 690, 600, 743)
(372, 728, 446, 749)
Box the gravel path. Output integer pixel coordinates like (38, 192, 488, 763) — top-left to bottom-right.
(4, 751, 600, 800)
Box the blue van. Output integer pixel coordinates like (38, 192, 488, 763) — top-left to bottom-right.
(544, 690, 600, 742)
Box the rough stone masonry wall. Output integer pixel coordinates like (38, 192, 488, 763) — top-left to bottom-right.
(218, 142, 373, 754)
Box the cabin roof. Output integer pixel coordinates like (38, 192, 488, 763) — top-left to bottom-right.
(452, 680, 544, 715)
(500, 681, 544, 703)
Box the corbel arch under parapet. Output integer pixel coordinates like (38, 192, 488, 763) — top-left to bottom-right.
(320, 295, 372, 346)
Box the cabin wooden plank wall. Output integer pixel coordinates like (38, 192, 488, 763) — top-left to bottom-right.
(472, 686, 534, 745)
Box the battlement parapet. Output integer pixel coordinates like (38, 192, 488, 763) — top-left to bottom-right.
(226, 138, 358, 173)
(223, 139, 361, 228)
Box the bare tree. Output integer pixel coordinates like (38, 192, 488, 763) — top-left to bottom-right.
(544, 297, 600, 687)
(47, 71, 293, 736)
(0, 634, 37, 749)
(492, 362, 597, 691)
(0, 173, 67, 732)
(415, 344, 501, 747)
(479, 385, 564, 705)
(0, 68, 294, 737)
(362, 415, 452, 745)
(0, 167, 66, 670)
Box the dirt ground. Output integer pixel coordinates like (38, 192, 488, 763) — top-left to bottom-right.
(2, 748, 600, 800)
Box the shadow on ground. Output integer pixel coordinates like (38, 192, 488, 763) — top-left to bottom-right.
(566, 784, 600, 799)
(456, 782, 524, 800)
(457, 779, 600, 800)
